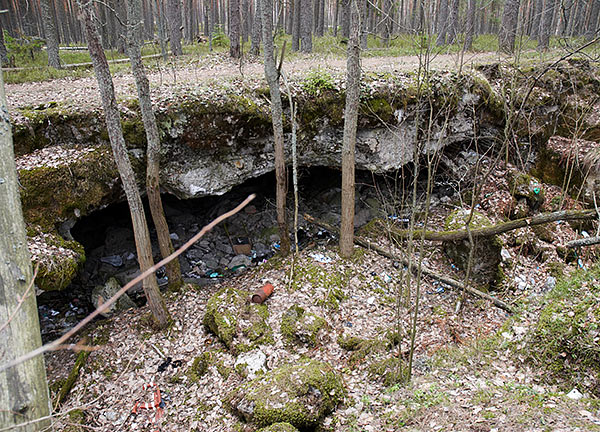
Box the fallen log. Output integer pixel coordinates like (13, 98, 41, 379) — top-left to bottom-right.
(304, 214, 514, 313)
(566, 235, 600, 248)
(378, 209, 596, 242)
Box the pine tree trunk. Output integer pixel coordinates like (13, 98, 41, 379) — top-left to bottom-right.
(300, 0, 313, 51)
(447, 0, 460, 44)
(80, 2, 170, 328)
(292, 0, 301, 49)
(167, 0, 184, 55)
(230, 0, 242, 57)
(382, 0, 393, 45)
(250, 0, 263, 54)
(585, 0, 600, 40)
(0, 23, 7, 65)
(341, 0, 350, 37)
(499, 0, 520, 53)
(436, 0, 449, 45)
(360, 0, 367, 48)
(538, 0, 555, 50)
(261, 0, 290, 256)
(340, 0, 360, 258)
(126, 0, 183, 290)
(0, 71, 51, 432)
(531, 0, 542, 39)
(464, 0, 476, 50)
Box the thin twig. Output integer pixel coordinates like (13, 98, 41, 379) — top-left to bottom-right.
(0, 194, 255, 373)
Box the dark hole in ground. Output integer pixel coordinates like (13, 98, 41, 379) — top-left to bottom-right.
(37, 165, 461, 341)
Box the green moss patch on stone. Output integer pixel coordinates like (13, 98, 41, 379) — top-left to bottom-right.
(225, 358, 345, 429)
(280, 305, 327, 347)
(203, 287, 273, 353)
(524, 264, 600, 396)
(28, 230, 85, 291)
(18, 145, 119, 230)
(256, 422, 299, 432)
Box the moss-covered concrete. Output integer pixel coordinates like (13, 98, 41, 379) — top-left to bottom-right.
(226, 358, 345, 429)
(256, 423, 299, 432)
(203, 286, 273, 353)
(280, 305, 327, 347)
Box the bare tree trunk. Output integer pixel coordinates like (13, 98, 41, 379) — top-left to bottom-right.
(292, 0, 301, 49)
(261, 0, 290, 256)
(436, 0, 449, 45)
(499, 0, 520, 53)
(531, 0, 542, 39)
(0, 23, 7, 65)
(126, 0, 183, 290)
(447, 0, 460, 44)
(250, 0, 263, 54)
(360, 0, 367, 48)
(464, 0, 476, 50)
(300, 0, 313, 51)
(586, 0, 600, 40)
(80, 1, 170, 328)
(340, 0, 360, 258)
(40, 0, 61, 68)
(333, 0, 339, 35)
(341, 0, 350, 37)
(167, 0, 184, 55)
(538, 0, 555, 50)
(382, 0, 393, 45)
(242, 0, 250, 42)
(230, 0, 242, 57)
(0, 70, 51, 432)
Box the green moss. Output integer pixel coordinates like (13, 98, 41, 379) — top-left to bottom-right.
(57, 351, 90, 405)
(280, 305, 327, 347)
(188, 352, 212, 382)
(256, 422, 299, 432)
(203, 287, 273, 353)
(337, 335, 366, 351)
(525, 263, 600, 396)
(368, 356, 408, 387)
(64, 408, 86, 432)
(226, 358, 345, 429)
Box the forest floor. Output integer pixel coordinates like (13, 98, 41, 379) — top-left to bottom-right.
(6, 49, 513, 112)
(11, 49, 600, 431)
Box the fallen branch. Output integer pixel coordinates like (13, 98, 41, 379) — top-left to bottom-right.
(379, 209, 597, 242)
(0, 194, 256, 373)
(304, 214, 514, 313)
(565, 235, 600, 248)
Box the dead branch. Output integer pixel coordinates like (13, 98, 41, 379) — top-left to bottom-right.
(304, 214, 514, 313)
(565, 235, 600, 248)
(378, 209, 597, 242)
(0, 194, 256, 374)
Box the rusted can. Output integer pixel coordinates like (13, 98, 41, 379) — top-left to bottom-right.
(251, 283, 274, 304)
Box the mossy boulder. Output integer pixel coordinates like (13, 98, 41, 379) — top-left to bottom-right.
(203, 287, 273, 353)
(91, 277, 136, 317)
(525, 264, 600, 396)
(225, 358, 345, 429)
(280, 305, 327, 347)
(27, 230, 85, 291)
(507, 170, 545, 213)
(443, 209, 502, 286)
(256, 423, 299, 432)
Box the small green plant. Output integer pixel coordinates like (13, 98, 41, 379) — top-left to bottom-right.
(211, 26, 229, 48)
(302, 68, 336, 95)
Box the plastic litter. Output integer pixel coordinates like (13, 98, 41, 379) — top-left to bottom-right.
(567, 388, 583, 400)
(578, 258, 585, 269)
(427, 285, 445, 295)
(382, 273, 392, 283)
(309, 252, 333, 264)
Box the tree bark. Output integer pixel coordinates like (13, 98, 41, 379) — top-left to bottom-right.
(250, 0, 263, 54)
(340, 0, 360, 258)
(538, 0, 555, 50)
(126, 0, 183, 290)
(531, 0, 542, 39)
(167, 0, 184, 55)
(0, 23, 7, 66)
(464, 0, 477, 50)
(380, 209, 597, 242)
(341, 0, 350, 38)
(292, 0, 301, 49)
(230, 0, 242, 57)
(499, 0, 520, 53)
(585, 0, 600, 40)
(0, 70, 51, 432)
(300, 0, 313, 51)
(261, 0, 291, 256)
(447, 0, 460, 44)
(41, 0, 61, 68)
(80, 1, 170, 328)
(436, 0, 449, 45)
